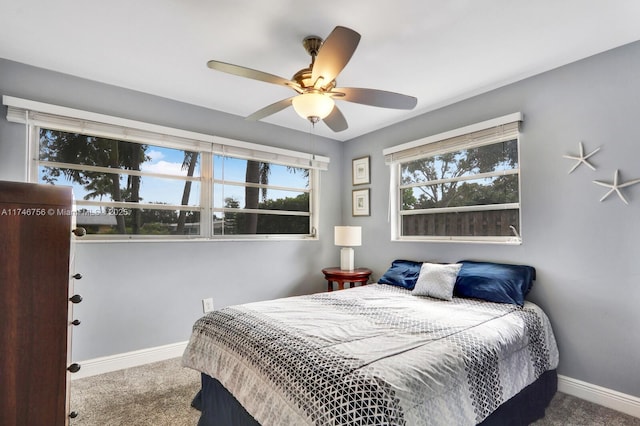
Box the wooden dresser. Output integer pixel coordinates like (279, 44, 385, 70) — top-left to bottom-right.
(0, 181, 83, 426)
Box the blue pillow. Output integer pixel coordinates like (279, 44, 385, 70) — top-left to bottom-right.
(378, 259, 423, 290)
(454, 260, 536, 306)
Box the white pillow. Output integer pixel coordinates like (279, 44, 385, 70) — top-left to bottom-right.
(412, 262, 462, 301)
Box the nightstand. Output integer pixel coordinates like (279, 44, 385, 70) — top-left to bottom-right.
(322, 267, 373, 292)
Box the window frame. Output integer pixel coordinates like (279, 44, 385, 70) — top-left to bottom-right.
(4, 96, 329, 241)
(384, 113, 523, 244)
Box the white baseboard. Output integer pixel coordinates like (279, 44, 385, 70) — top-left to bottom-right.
(558, 374, 640, 418)
(71, 341, 189, 380)
(72, 346, 639, 420)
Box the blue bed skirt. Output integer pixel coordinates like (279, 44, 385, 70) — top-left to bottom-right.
(192, 369, 557, 425)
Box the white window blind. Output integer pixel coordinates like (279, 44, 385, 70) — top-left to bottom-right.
(384, 112, 522, 165)
(4, 96, 330, 170)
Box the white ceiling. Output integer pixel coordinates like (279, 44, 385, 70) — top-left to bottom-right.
(1, 0, 640, 142)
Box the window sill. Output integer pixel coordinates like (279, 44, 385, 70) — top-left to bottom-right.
(392, 236, 522, 245)
(76, 235, 319, 243)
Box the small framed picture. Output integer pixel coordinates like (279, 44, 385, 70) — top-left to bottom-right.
(352, 156, 370, 185)
(352, 188, 370, 216)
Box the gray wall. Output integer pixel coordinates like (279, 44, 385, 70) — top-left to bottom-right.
(2, 39, 639, 399)
(0, 58, 344, 360)
(342, 41, 640, 398)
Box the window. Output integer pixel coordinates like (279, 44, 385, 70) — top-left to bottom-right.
(38, 129, 203, 236)
(212, 156, 310, 235)
(384, 113, 523, 244)
(4, 96, 329, 240)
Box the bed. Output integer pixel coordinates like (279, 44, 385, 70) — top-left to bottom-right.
(182, 260, 559, 425)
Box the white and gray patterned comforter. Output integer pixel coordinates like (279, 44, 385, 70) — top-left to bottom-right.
(182, 284, 559, 426)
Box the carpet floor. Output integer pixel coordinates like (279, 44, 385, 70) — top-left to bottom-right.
(70, 358, 640, 425)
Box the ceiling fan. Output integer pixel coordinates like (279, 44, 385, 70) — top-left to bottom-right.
(206, 26, 418, 132)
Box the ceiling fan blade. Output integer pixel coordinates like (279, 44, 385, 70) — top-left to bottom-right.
(207, 60, 301, 91)
(311, 26, 361, 89)
(245, 97, 294, 121)
(323, 105, 348, 132)
(334, 87, 417, 110)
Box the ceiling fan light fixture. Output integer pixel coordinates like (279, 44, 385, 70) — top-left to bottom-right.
(292, 92, 335, 121)
(207, 26, 416, 132)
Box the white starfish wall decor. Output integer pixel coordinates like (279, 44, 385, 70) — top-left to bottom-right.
(563, 142, 600, 174)
(592, 169, 640, 205)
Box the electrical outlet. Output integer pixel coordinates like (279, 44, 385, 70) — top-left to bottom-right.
(202, 298, 215, 313)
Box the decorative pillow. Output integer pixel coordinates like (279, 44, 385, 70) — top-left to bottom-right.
(454, 260, 536, 306)
(378, 259, 423, 290)
(412, 263, 462, 301)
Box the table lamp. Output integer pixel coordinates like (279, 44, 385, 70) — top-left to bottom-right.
(334, 226, 362, 270)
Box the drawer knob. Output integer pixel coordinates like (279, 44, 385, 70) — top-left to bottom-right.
(72, 273, 83, 280)
(71, 319, 81, 326)
(72, 227, 86, 237)
(69, 294, 83, 304)
(67, 363, 81, 373)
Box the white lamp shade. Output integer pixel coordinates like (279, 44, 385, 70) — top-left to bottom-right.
(292, 93, 335, 120)
(334, 226, 362, 247)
